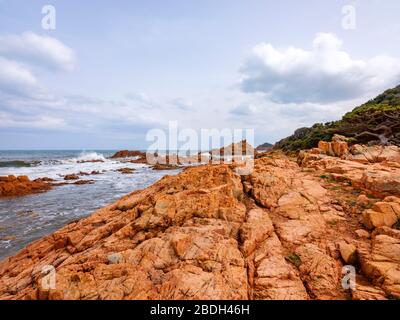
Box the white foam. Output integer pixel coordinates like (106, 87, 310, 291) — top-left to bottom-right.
(60, 151, 107, 164)
(0, 152, 147, 181)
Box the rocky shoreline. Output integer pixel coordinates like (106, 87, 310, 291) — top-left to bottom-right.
(0, 175, 53, 198)
(0, 138, 399, 300)
(0, 150, 188, 199)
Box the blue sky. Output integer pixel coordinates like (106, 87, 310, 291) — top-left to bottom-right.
(0, 0, 400, 149)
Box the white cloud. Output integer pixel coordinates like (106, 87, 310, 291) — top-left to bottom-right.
(0, 32, 76, 71)
(0, 57, 42, 97)
(0, 112, 67, 130)
(0, 32, 77, 102)
(240, 33, 400, 103)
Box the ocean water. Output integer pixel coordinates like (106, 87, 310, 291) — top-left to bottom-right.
(0, 150, 180, 261)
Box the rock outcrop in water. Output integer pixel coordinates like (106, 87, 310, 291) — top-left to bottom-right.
(0, 176, 52, 198)
(1, 137, 400, 300)
(110, 150, 146, 160)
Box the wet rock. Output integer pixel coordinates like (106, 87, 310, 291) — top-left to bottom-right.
(151, 164, 180, 171)
(34, 177, 55, 183)
(73, 180, 95, 185)
(64, 174, 79, 181)
(0, 175, 52, 198)
(110, 150, 146, 159)
(116, 168, 136, 174)
(0, 236, 17, 241)
(77, 159, 104, 163)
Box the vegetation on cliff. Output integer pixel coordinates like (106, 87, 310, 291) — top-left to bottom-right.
(274, 85, 400, 151)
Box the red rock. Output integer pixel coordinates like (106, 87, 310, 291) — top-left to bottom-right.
(64, 174, 79, 181)
(73, 180, 95, 185)
(116, 168, 136, 174)
(151, 164, 180, 171)
(318, 141, 334, 156)
(110, 150, 146, 159)
(0, 175, 51, 198)
(362, 199, 400, 230)
(34, 177, 55, 183)
(17, 176, 29, 183)
(317, 136, 349, 158)
(2, 142, 400, 300)
(359, 227, 400, 298)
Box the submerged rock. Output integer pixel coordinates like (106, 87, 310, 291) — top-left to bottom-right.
(64, 174, 80, 181)
(116, 168, 136, 174)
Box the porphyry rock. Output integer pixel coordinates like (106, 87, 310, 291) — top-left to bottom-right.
(0, 175, 52, 198)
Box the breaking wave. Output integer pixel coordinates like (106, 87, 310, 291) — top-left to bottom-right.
(61, 152, 107, 164)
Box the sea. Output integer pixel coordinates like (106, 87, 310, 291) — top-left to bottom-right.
(0, 150, 181, 261)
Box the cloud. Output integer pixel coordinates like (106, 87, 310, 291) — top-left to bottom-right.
(0, 32, 76, 71)
(169, 98, 193, 111)
(0, 57, 43, 98)
(0, 32, 77, 110)
(0, 111, 67, 130)
(230, 104, 260, 116)
(240, 33, 400, 103)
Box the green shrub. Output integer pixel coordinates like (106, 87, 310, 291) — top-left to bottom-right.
(285, 253, 302, 268)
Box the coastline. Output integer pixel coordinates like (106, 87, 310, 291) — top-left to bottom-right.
(0, 150, 183, 261)
(1, 139, 399, 300)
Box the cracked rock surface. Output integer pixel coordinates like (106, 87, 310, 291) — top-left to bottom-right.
(1, 143, 400, 300)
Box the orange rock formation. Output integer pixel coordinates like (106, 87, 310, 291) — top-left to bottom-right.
(0, 176, 52, 198)
(1, 138, 399, 300)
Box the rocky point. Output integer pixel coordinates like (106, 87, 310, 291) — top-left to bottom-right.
(0, 137, 399, 300)
(0, 176, 52, 198)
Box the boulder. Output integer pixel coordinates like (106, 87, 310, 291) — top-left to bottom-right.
(363, 209, 397, 230)
(355, 229, 371, 239)
(362, 199, 400, 230)
(317, 137, 349, 158)
(339, 243, 358, 265)
(318, 141, 333, 156)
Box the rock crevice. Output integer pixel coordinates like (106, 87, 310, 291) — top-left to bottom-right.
(1, 141, 400, 300)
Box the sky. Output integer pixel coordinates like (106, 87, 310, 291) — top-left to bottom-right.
(0, 0, 400, 150)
